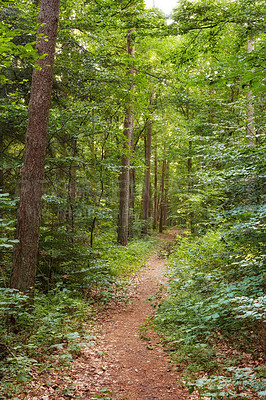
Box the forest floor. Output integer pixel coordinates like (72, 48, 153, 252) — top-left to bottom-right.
(27, 229, 200, 400)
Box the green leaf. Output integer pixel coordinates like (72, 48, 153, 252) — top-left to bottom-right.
(16, 373, 31, 383)
(188, 385, 195, 394)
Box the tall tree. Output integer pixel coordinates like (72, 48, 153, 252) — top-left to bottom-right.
(10, 0, 60, 295)
(67, 139, 77, 232)
(142, 91, 155, 234)
(153, 145, 158, 230)
(159, 142, 166, 233)
(247, 36, 255, 142)
(163, 161, 169, 228)
(117, 28, 135, 245)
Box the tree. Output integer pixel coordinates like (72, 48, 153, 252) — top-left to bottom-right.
(117, 28, 135, 246)
(159, 142, 166, 233)
(10, 0, 60, 295)
(153, 145, 158, 229)
(142, 91, 155, 234)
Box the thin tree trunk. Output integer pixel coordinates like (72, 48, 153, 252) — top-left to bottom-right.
(142, 123, 152, 233)
(0, 124, 3, 191)
(90, 136, 105, 247)
(117, 109, 132, 245)
(163, 161, 169, 228)
(91, 108, 96, 198)
(187, 139, 194, 232)
(10, 0, 60, 295)
(247, 37, 255, 143)
(0, 129, 3, 267)
(153, 146, 158, 230)
(128, 129, 135, 239)
(0, 85, 7, 267)
(142, 92, 154, 234)
(117, 29, 135, 245)
(129, 164, 135, 239)
(246, 36, 257, 204)
(159, 157, 165, 233)
(128, 30, 136, 239)
(67, 140, 77, 232)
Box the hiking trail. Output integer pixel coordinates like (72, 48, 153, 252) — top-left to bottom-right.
(29, 229, 199, 400)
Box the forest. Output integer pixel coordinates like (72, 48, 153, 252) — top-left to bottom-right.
(0, 0, 265, 398)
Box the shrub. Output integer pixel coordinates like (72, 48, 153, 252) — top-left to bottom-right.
(155, 229, 265, 399)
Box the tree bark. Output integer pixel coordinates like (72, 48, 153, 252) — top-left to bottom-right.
(247, 37, 255, 143)
(0, 128, 3, 267)
(159, 158, 165, 233)
(142, 92, 155, 234)
(10, 0, 60, 295)
(187, 139, 194, 232)
(117, 109, 133, 245)
(0, 129, 3, 192)
(129, 161, 135, 239)
(67, 140, 77, 232)
(117, 29, 135, 245)
(153, 146, 158, 230)
(163, 161, 169, 229)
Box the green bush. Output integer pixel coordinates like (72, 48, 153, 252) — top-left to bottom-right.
(0, 234, 158, 398)
(155, 229, 265, 399)
(190, 367, 266, 399)
(0, 287, 92, 398)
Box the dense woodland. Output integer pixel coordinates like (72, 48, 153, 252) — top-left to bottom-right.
(0, 0, 265, 398)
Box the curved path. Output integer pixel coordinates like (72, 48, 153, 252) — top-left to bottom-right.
(28, 230, 199, 399)
(71, 230, 198, 399)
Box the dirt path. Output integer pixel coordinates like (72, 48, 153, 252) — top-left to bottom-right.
(28, 230, 198, 399)
(69, 230, 198, 400)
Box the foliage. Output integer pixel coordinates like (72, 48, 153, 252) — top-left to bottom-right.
(0, 286, 92, 398)
(0, 190, 18, 250)
(155, 228, 265, 398)
(0, 0, 39, 83)
(0, 0, 265, 397)
(190, 367, 266, 399)
(93, 387, 128, 399)
(0, 234, 157, 398)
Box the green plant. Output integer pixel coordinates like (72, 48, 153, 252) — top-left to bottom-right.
(189, 367, 266, 399)
(0, 191, 18, 250)
(93, 387, 128, 399)
(155, 228, 265, 394)
(0, 286, 92, 398)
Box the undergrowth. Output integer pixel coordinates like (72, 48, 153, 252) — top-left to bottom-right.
(155, 230, 266, 399)
(0, 234, 157, 399)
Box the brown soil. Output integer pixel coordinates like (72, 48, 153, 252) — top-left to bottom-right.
(28, 229, 199, 399)
(70, 229, 197, 400)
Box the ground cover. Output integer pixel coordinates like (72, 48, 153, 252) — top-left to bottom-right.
(155, 230, 266, 400)
(0, 235, 157, 399)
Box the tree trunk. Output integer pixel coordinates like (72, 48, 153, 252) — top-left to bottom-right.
(10, 0, 60, 295)
(117, 29, 135, 245)
(142, 93, 154, 234)
(0, 129, 3, 267)
(187, 139, 194, 232)
(90, 139, 105, 247)
(0, 126, 3, 192)
(153, 146, 158, 230)
(159, 159, 165, 233)
(142, 125, 151, 233)
(67, 140, 77, 232)
(247, 37, 255, 143)
(117, 109, 132, 245)
(128, 118, 135, 239)
(129, 162, 135, 239)
(163, 161, 169, 229)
